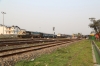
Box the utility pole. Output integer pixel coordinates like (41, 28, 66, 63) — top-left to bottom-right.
(1, 12, 6, 34)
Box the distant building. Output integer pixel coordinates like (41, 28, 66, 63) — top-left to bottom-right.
(0, 24, 21, 35)
(0, 24, 7, 34)
(57, 33, 67, 38)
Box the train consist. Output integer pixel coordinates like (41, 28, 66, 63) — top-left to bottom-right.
(17, 31, 57, 38)
(17, 31, 70, 38)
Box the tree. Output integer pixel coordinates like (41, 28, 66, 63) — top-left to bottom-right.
(89, 18, 100, 40)
(89, 18, 99, 33)
(89, 23, 98, 33)
(96, 19, 100, 32)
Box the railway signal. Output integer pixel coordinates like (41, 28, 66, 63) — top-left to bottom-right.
(53, 27, 55, 38)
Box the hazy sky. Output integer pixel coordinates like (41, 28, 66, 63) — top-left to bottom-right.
(0, 0, 100, 35)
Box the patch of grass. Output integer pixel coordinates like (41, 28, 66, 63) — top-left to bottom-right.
(15, 40, 93, 66)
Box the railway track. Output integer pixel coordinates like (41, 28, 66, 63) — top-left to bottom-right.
(0, 38, 70, 42)
(0, 39, 80, 66)
(0, 39, 57, 47)
(0, 41, 72, 57)
(0, 38, 72, 47)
